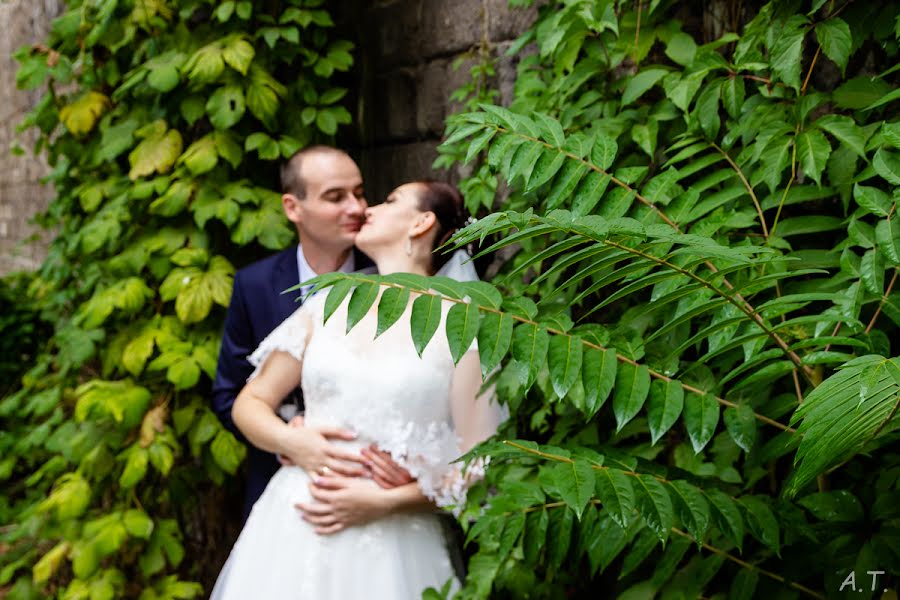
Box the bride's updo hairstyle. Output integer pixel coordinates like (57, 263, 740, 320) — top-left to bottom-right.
(413, 181, 469, 274)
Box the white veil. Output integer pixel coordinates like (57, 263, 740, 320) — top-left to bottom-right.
(435, 249, 479, 282)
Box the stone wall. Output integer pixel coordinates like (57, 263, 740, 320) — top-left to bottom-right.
(0, 0, 536, 276)
(354, 0, 537, 203)
(0, 0, 62, 276)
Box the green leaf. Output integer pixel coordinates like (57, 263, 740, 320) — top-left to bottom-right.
(316, 109, 338, 135)
(633, 474, 674, 542)
(446, 301, 480, 364)
(815, 114, 867, 159)
(612, 362, 651, 432)
(740, 496, 780, 555)
(245, 132, 280, 160)
(860, 248, 884, 295)
(550, 460, 595, 519)
(410, 293, 442, 356)
(815, 17, 851, 74)
(705, 488, 744, 551)
(647, 379, 684, 445)
(595, 468, 635, 529)
(622, 68, 668, 106)
(721, 76, 745, 119)
(695, 81, 721, 139)
(833, 76, 892, 109)
(346, 280, 380, 333)
(206, 85, 245, 130)
(180, 134, 218, 175)
(665, 32, 697, 67)
(582, 348, 618, 417)
(123, 509, 154, 539)
(799, 490, 865, 524)
(120, 447, 148, 488)
(876, 218, 900, 266)
(523, 508, 549, 564)
(770, 15, 808, 90)
(873, 148, 900, 186)
(375, 286, 409, 337)
(723, 403, 757, 452)
(546, 508, 575, 573)
(323, 279, 354, 324)
(512, 323, 550, 388)
(167, 358, 200, 389)
(210, 429, 246, 474)
(476, 311, 513, 378)
(591, 135, 618, 170)
(854, 184, 892, 217)
(796, 129, 831, 186)
(668, 480, 710, 545)
(548, 334, 583, 399)
(683, 392, 719, 453)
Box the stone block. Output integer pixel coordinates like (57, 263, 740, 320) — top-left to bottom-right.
(419, 0, 486, 59)
(370, 67, 419, 143)
(360, 141, 441, 203)
(416, 57, 453, 137)
(486, 0, 538, 42)
(367, 0, 424, 67)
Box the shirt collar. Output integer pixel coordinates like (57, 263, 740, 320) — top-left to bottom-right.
(296, 244, 356, 296)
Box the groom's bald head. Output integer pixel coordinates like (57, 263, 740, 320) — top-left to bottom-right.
(281, 145, 357, 200)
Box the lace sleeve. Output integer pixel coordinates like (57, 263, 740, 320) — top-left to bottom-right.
(246, 305, 312, 381)
(380, 349, 503, 512)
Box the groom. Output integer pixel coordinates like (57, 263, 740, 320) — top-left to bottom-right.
(212, 146, 409, 518)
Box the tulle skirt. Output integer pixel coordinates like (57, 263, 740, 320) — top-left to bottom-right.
(210, 466, 458, 599)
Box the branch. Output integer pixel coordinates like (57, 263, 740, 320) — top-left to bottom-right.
(476, 124, 816, 383)
(669, 529, 826, 599)
(326, 273, 799, 434)
(709, 141, 768, 239)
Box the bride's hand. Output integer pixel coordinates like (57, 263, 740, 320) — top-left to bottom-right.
(296, 476, 389, 535)
(279, 425, 367, 478)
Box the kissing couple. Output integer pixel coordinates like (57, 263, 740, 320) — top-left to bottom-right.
(210, 146, 504, 599)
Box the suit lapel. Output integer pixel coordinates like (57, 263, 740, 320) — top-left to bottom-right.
(272, 246, 302, 320)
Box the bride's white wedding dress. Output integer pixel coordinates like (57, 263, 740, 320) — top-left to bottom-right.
(211, 291, 500, 600)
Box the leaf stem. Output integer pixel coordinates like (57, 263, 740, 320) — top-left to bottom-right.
(330, 274, 799, 434)
(800, 46, 821, 96)
(669, 529, 826, 599)
(709, 141, 768, 239)
(865, 268, 899, 334)
(480, 124, 814, 382)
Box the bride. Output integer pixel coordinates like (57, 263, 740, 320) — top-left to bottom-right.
(211, 181, 503, 599)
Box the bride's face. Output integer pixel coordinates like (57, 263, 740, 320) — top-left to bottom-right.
(356, 183, 428, 254)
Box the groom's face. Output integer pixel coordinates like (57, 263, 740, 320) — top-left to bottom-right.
(283, 152, 366, 252)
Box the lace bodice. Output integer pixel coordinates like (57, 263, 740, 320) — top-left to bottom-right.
(248, 290, 497, 508)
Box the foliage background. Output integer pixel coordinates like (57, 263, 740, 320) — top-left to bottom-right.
(424, 0, 900, 597)
(3, 0, 900, 599)
(1, 0, 355, 597)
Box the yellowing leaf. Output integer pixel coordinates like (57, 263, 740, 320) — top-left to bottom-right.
(128, 121, 183, 180)
(32, 541, 70, 584)
(184, 43, 224, 83)
(60, 91, 110, 136)
(180, 134, 218, 175)
(223, 36, 255, 75)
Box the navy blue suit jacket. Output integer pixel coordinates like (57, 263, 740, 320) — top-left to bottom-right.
(212, 247, 303, 519)
(212, 246, 373, 519)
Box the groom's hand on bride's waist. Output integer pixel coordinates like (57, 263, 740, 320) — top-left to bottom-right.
(361, 445, 415, 489)
(277, 416, 368, 478)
